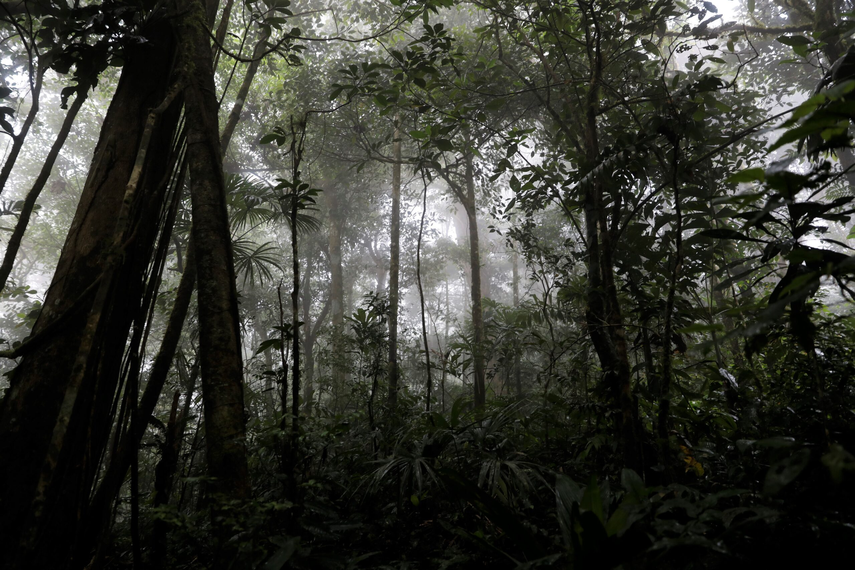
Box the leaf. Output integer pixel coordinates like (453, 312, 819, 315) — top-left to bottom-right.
(434, 138, 454, 152)
(486, 97, 506, 111)
(822, 444, 855, 483)
(255, 338, 283, 355)
(263, 536, 298, 570)
(439, 467, 545, 560)
(703, 1, 718, 13)
(726, 167, 764, 184)
(776, 35, 811, 47)
(699, 228, 761, 242)
(763, 447, 811, 495)
(580, 476, 604, 524)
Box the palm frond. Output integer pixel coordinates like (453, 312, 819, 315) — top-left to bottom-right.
(232, 238, 283, 287)
(226, 174, 278, 232)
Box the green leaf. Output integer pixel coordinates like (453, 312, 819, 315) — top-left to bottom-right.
(263, 537, 298, 570)
(699, 228, 761, 241)
(764, 447, 811, 495)
(434, 138, 454, 152)
(485, 97, 506, 111)
(255, 338, 283, 355)
(822, 444, 855, 483)
(580, 476, 604, 524)
(776, 35, 811, 47)
(726, 167, 764, 184)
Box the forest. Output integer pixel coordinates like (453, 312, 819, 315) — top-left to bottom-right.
(0, 0, 853, 568)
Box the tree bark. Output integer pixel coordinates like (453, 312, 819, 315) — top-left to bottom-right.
(388, 120, 401, 407)
(0, 18, 182, 569)
(179, 0, 251, 553)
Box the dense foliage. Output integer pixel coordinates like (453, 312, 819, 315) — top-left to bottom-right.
(0, 0, 854, 568)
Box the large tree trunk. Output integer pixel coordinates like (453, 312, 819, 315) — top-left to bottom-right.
(180, 0, 251, 535)
(0, 18, 182, 569)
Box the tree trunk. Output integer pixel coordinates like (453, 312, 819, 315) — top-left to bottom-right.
(388, 120, 402, 408)
(0, 18, 182, 569)
(78, 243, 197, 566)
(581, 37, 641, 472)
(416, 177, 433, 411)
(220, 24, 271, 153)
(464, 150, 486, 408)
(179, 0, 251, 553)
(326, 187, 346, 395)
(512, 249, 522, 397)
(150, 362, 196, 568)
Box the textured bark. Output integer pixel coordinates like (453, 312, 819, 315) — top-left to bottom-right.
(0, 19, 181, 569)
(179, 0, 250, 550)
(388, 121, 401, 407)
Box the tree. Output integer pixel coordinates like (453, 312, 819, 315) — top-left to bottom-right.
(0, 1, 250, 565)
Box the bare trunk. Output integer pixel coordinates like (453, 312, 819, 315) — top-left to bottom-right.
(388, 120, 402, 408)
(417, 177, 433, 411)
(180, 0, 251, 555)
(512, 249, 522, 397)
(327, 188, 346, 393)
(464, 150, 486, 408)
(219, 24, 271, 153)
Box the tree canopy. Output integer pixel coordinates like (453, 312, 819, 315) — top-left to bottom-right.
(0, 0, 854, 568)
